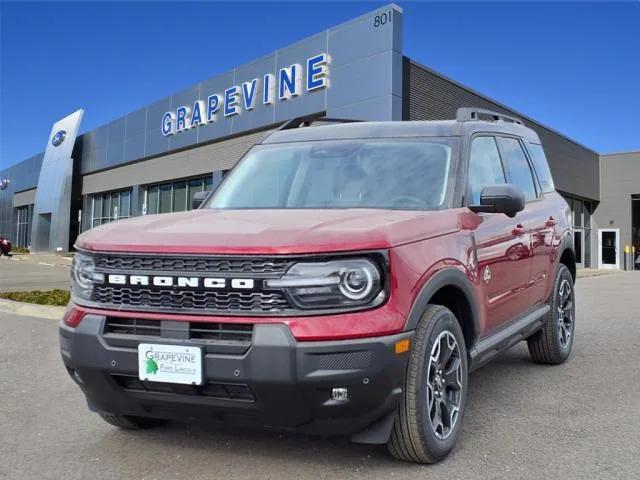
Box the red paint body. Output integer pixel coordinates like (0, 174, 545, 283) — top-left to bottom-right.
(73, 192, 570, 342)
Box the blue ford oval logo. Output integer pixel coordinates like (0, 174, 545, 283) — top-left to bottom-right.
(52, 130, 67, 147)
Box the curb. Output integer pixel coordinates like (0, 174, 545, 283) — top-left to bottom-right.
(576, 269, 622, 279)
(0, 299, 65, 320)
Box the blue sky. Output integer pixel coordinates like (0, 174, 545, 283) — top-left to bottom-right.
(1, 1, 639, 169)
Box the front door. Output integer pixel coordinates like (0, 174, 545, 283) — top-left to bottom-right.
(599, 229, 620, 269)
(473, 214, 534, 334)
(465, 135, 534, 335)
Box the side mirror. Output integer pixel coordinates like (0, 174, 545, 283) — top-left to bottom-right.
(469, 184, 525, 218)
(191, 191, 210, 210)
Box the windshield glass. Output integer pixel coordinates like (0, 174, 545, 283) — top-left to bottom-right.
(208, 138, 456, 211)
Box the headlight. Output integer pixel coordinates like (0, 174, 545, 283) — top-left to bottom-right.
(265, 259, 384, 310)
(71, 252, 104, 301)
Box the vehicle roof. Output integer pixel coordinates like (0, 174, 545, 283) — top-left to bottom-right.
(261, 119, 542, 145)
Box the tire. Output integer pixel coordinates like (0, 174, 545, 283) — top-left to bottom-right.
(99, 413, 166, 430)
(387, 305, 468, 464)
(527, 264, 575, 364)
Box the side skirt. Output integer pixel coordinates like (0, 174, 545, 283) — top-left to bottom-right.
(469, 304, 550, 372)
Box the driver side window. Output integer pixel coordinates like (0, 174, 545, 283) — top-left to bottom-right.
(467, 136, 506, 205)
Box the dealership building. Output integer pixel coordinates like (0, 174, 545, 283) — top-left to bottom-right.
(1, 4, 638, 270)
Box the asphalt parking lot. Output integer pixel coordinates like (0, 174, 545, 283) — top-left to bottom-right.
(1, 272, 639, 480)
(0, 254, 71, 292)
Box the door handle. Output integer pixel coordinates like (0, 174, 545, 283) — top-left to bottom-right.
(512, 224, 526, 236)
(545, 217, 557, 227)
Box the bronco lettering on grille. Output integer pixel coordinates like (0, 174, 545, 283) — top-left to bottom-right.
(106, 274, 255, 290)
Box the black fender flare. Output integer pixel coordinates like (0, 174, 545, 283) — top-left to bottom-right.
(557, 229, 576, 281)
(404, 267, 481, 348)
(560, 228, 575, 255)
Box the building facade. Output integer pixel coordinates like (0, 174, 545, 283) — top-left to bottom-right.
(593, 151, 640, 270)
(0, 4, 636, 269)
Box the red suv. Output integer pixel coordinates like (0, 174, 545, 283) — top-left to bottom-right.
(60, 109, 576, 463)
(0, 236, 11, 257)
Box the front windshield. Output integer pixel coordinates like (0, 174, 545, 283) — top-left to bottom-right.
(208, 138, 456, 211)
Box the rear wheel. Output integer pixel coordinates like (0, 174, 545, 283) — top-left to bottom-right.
(387, 304, 468, 463)
(99, 413, 166, 430)
(527, 264, 575, 364)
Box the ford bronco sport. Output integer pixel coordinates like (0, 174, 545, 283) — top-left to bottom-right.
(60, 108, 576, 463)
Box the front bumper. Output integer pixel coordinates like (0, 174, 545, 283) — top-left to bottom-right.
(60, 314, 412, 436)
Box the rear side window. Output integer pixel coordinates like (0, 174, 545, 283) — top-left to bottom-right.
(526, 143, 555, 193)
(467, 136, 506, 205)
(497, 137, 537, 202)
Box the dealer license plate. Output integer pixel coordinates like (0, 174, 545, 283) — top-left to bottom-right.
(138, 343, 203, 385)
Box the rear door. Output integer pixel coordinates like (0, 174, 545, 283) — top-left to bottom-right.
(466, 135, 533, 335)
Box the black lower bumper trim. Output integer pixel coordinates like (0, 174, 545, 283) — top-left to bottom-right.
(60, 315, 412, 436)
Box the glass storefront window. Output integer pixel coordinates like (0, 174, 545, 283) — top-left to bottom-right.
(101, 194, 110, 218)
(145, 174, 217, 215)
(120, 190, 131, 218)
(584, 201, 591, 229)
(15, 204, 33, 248)
(159, 184, 172, 214)
(188, 178, 204, 209)
(147, 186, 158, 215)
(561, 194, 593, 268)
(585, 227, 591, 267)
(573, 199, 583, 227)
(91, 189, 132, 228)
(173, 181, 187, 212)
(93, 196, 102, 225)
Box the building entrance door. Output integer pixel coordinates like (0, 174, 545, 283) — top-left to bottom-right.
(633, 196, 640, 270)
(598, 229, 620, 270)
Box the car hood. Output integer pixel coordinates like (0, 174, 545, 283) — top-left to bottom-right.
(76, 209, 461, 254)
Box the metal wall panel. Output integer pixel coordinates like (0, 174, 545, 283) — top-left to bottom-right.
(404, 59, 600, 201)
(81, 128, 275, 195)
(31, 109, 84, 251)
(75, 4, 403, 176)
(0, 153, 43, 239)
(232, 55, 277, 133)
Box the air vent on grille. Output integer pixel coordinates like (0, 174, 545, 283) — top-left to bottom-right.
(93, 286, 289, 313)
(103, 318, 254, 343)
(317, 351, 373, 370)
(104, 318, 161, 337)
(190, 322, 253, 342)
(94, 254, 293, 275)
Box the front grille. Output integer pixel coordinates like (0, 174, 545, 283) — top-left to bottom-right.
(94, 254, 293, 275)
(103, 318, 254, 343)
(111, 375, 255, 402)
(93, 286, 290, 313)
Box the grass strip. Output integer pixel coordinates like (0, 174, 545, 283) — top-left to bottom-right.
(0, 289, 70, 306)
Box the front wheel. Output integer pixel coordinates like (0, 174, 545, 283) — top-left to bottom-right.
(387, 304, 468, 463)
(527, 264, 575, 364)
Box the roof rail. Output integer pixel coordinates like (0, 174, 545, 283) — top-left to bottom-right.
(456, 107, 523, 125)
(277, 114, 362, 131)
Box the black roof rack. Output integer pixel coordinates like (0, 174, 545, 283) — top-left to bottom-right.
(456, 107, 523, 125)
(277, 114, 362, 131)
